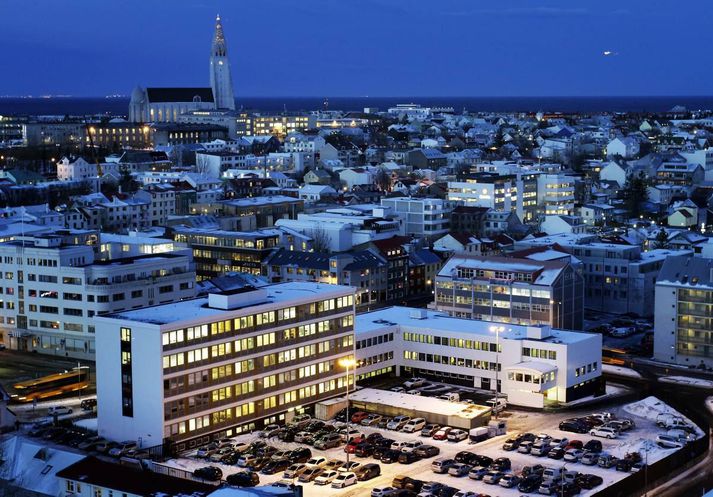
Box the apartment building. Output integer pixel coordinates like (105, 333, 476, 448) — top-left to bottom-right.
(380, 197, 453, 239)
(0, 231, 196, 359)
(536, 173, 576, 216)
(355, 307, 603, 408)
(95, 282, 356, 451)
(170, 226, 281, 280)
(515, 233, 692, 317)
(263, 248, 388, 310)
(654, 255, 713, 367)
(448, 173, 538, 222)
(434, 254, 584, 330)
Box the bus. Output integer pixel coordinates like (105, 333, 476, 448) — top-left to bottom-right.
(602, 347, 628, 366)
(11, 367, 90, 403)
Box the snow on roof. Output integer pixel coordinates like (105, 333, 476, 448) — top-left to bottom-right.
(356, 306, 593, 345)
(349, 387, 490, 419)
(504, 361, 557, 374)
(99, 282, 354, 327)
(0, 436, 85, 496)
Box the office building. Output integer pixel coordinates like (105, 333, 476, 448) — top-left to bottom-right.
(95, 282, 356, 451)
(355, 307, 603, 408)
(0, 231, 195, 358)
(434, 254, 584, 330)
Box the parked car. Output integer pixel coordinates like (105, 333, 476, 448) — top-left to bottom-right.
(432, 427, 452, 440)
(491, 457, 511, 471)
(398, 451, 419, 465)
(314, 469, 339, 485)
(372, 487, 397, 497)
(283, 463, 307, 479)
(402, 418, 427, 433)
(315, 433, 342, 449)
(498, 473, 520, 488)
(403, 377, 427, 388)
(564, 449, 584, 462)
(656, 434, 684, 449)
(193, 466, 223, 481)
(351, 411, 370, 424)
(355, 442, 375, 457)
(387, 415, 412, 431)
(502, 437, 521, 451)
(355, 463, 381, 481)
(298, 467, 324, 483)
(576, 473, 604, 490)
(421, 423, 441, 437)
(517, 474, 543, 492)
(227, 471, 259, 487)
(332, 472, 357, 488)
(447, 429, 468, 442)
(401, 441, 423, 453)
(598, 454, 618, 468)
(414, 445, 440, 458)
(547, 447, 566, 460)
(518, 440, 534, 454)
(108, 441, 137, 457)
(482, 470, 504, 485)
(80, 399, 97, 411)
(531, 441, 551, 457)
(381, 449, 403, 464)
(337, 461, 361, 473)
(590, 427, 619, 439)
(559, 419, 589, 434)
(467, 466, 488, 480)
(261, 459, 291, 475)
(361, 414, 383, 426)
(447, 463, 471, 477)
(431, 458, 455, 474)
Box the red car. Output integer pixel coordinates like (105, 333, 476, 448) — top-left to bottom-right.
(351, 411, 369, 424)
(344, 440, 361, 454)
(565, 440, 583, 450)
(432, 427, 452, 441)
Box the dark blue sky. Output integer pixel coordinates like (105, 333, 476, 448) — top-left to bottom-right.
(1, 0, 711, 97)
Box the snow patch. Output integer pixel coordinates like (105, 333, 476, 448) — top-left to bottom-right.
(659, 376, 713, 389)
(602, 364, 643, 379)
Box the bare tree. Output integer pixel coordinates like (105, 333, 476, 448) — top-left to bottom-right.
(195, 154, 211, 175)
(310, 225, 331, 253)
(374, 167, 391, 192)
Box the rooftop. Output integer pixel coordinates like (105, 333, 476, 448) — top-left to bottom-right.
(99, 281, 354, 326)
(356, 306, 593, 345)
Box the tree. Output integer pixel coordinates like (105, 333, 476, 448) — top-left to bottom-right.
(652, 229, 669, 250)
(195, 154, 211, 175)
(118, 166, 139, 194)
(374, 167, 391, 192)
(310, 225, 330, 253)
(621, 172, 649, 219)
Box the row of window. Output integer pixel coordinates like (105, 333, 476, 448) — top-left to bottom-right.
(356, 332, 394, 350)
(403, 350, 501, 371)
(403, 332, 501, 352)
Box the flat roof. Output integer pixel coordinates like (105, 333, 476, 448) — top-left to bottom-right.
(349, 387, 489, 419)
(99, 282, 354, 326)
(356, 306, 593, 345)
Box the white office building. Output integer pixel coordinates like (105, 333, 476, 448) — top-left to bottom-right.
(0, 231, 196, 358)
(380, 197, 453, 239)
(95, 282, 356, 451)
(355, 307, 603, 409)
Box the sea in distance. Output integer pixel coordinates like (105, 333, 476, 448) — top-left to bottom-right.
(2, 96, 713, 116)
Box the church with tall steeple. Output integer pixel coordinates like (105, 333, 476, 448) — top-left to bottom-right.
(129, 15, 236, 122)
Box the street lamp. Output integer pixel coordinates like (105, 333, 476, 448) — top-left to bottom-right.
(489, 325, 504, 419)
(339, 357, 356, 466)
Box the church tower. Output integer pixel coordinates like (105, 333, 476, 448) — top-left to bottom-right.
(209, 15, 236, 110)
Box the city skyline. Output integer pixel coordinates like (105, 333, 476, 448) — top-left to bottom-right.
(2, 0, 713, 98)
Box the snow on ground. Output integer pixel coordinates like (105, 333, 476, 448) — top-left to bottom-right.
(73, 417, 97, 431)
(623, 396, 705, 438)
(706, 397, 713, 416)
(563, 383, 630, 408)
(659, 376, 713, 389)
(164, 396, 689, 497)
(602, 364, 643, 379)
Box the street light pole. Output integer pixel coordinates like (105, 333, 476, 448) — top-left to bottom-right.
(339, 357, 356, 466)
(490, 325, 503, 420)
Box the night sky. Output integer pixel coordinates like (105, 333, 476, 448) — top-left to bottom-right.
(1, 0, 711, 97)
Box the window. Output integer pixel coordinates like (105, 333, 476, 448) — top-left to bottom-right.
(121, 328, 131, 342)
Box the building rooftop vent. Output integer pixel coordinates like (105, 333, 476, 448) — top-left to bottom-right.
(409, 309, 428, 320)
(208, 287, 269, 310)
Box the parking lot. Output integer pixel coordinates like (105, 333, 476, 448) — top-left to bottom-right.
(158, 390, 702, 497)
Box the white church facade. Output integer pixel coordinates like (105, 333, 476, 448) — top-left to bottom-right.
(129, 15, 236, 123)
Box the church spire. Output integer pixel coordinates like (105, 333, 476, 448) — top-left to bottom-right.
(209, 14, 235, 110)
(212, 14, 227, 57)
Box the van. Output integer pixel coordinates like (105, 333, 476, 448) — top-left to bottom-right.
(80, 399, 97, 411)
(486, 397, 507, 413)
(402, 418, 426, 433)
(437, 392, 460, 402)
(431, 458, 455, 474)
(314, 433, 341, 449)
(468, 427, 489, 443)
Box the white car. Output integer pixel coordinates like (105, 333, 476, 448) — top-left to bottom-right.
(233, 442, 249, 453)
(447, 429, 468, 442)
(47, 406, 73, 416)
(453, 491, 478, 497)
(590, 427, 619, 439)
(390, 441, 408, 451)
(402, 417, 427, 433)
(404, 377, 426, 388)
(564, 449, 584, 462)
(401, 441, 423, 453)
(331, 472, 357, 488)
(656, 434, 684, 449)
(306, 456, 327, 468)
(372, 487, 396, 497)
(314, 470, 338, 485)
